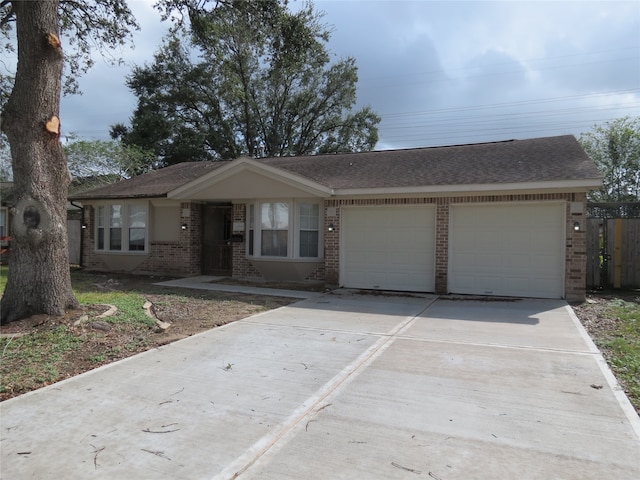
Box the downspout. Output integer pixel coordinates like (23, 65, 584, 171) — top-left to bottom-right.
(70, 200, 84, 268)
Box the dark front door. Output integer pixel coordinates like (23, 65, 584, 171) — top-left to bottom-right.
(202, 205, 232, 275)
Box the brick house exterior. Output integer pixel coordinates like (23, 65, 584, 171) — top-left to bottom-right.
(71, 135, 600, 301)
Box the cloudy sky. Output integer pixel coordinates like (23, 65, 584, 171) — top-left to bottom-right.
(55, 0, 640, 150)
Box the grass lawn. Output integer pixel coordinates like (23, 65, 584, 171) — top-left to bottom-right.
(0, 267, 294, 400)
(0, 267, 158, 397)
(594, 298, 640, 409)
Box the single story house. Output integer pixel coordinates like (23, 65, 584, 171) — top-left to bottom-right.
(69, 135, 602, 301)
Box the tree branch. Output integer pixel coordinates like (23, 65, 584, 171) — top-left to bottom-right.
(0, 1, 15, 28)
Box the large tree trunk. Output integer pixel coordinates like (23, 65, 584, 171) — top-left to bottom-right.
(0, 0, 79, 324)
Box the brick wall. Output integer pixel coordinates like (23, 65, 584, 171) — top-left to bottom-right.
(82, 193, 589, 300)
(325, 192, 587, 301)
(136, 202, 202, 275)
(435, 200, 449, 294)
(231, 203, 263, 280)
(81, 202, 203, 277)
(324, 201, 339, 285)
(565, 193, 588, 302)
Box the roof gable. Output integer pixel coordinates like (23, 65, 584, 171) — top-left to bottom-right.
(168, 157, 332, 200)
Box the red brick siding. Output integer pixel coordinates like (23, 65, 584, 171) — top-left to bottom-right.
(565, 193, 588, 301)
(231, 203, 263, 280)
(325, 192, 587, 301)
(82, 194, 589, 300)
(134, 202, 202, 275)
(82, 202, 203, 277)
(324, 199, 339, 285)
(435, 200, 449, 294)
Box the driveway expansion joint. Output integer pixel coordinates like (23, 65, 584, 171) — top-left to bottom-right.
(216, 297, 439, 479)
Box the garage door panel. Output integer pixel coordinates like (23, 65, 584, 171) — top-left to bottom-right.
(349, 251, 371, 265)
(504, 254, 531, 269)
(475, 253, 502, 269)
(501, 230, 530, 247)
(474, 276, 503, 294)
(530, 233, 560, 252)
(410, 252, 432, 266)
(342, 206, 435, 292)
(366, 232, 388, 249)
(388, 251, 409, 263)
(450, 204, 564, 298)
(530, 278, 563, 294)
(452, 253, 476, 267)
(531, 255, 561, 273)
(395, 234, 429, 250)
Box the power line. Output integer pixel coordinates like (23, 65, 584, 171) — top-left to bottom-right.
(379, 89, 640, 118)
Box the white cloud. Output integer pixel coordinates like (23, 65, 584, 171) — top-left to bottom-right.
(55, 0, 639, 148)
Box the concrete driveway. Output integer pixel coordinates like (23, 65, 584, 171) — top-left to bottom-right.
(1, 291, 639, 479)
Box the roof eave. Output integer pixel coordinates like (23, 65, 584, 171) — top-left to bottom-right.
(332, 178, 603, 196)
(69, 193, 169, 201)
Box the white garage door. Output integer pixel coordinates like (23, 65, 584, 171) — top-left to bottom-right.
(449, 203, 565, 298)
(341, 206, 435, 292)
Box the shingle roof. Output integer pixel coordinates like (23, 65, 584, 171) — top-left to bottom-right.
(69, 161, 227, 200)
(261, 135, 601, 189)
(70, 135, 601, 200)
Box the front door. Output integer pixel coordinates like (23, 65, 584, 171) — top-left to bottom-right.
(202, 205, 232, 275)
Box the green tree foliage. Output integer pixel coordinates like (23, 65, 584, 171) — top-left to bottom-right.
(113, 1, 380, 166)
(64, 139, 155, 192)
(0, 0, 138, 323)
(579, 117, 640, 202)
(0, 134, 10, 182)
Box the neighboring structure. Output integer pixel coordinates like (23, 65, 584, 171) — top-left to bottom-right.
(69, 135, 602, 301)
(0, 182, 83, 265)
(0, 182, 14, 263)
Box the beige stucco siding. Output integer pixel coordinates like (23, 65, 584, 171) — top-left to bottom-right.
(152, 205, 181, 242)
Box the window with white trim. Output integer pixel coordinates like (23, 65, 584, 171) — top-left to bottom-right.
(261, 202, 288, 256)
(109, 205, 122, 250)
(298, 203, 319, 257)
(247, 200, 322, 259)
(128, 205, 147, 251)
(95, 202, 148, 252)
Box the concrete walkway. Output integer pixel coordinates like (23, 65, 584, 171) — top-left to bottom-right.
(154, 276, 321, 299)
(1, 291, 639, 479)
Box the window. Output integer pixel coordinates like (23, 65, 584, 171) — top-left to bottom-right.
(261, 202, 288, 256)
(95, 202, 148, 253)
(128, 205, 146, 251)
(247, 200, 321, 259)
(97, 206, 105, 250)
(299, 203, 319, 257)
(109, 205, 122, 250)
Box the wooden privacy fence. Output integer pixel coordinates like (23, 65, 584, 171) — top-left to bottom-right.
(586, 203, 640, 290)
